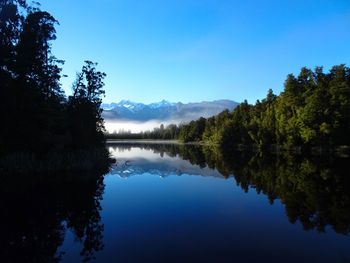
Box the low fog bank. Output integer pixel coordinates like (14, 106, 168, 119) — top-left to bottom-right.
(104, 119, 184, 134)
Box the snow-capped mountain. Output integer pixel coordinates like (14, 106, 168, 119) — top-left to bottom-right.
(108, 145, 227, 179)
(102, 99, 238, 122)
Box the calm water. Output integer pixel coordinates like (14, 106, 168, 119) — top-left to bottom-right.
(1, 143, 350, 263)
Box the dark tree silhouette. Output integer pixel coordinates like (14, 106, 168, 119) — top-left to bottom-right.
(0, 0, 109, 163)
(67, 61, 106, 149)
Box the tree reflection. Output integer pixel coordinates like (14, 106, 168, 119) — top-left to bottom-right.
(0, 170, 106, 263)
(3, 143, 349, 263)
(229, 153, 350, 235)
(199, 148, 350, 235)
(109, 142, 350, 235)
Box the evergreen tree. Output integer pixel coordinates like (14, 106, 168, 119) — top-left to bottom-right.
(67, 61, 106, 148)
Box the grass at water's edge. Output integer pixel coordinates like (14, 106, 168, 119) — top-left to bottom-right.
(0, 148, 113, 175)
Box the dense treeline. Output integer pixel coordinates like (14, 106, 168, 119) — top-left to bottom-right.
(107, 65, 350, 152)
(0, 0, 106, 156)
(177, 66, 350, 150)
(106, 124, 181, 140)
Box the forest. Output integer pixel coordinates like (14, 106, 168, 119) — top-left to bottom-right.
(0, 0, 109, 171)
(2, 0, 349, 159)
(108, 65, 350, 153)
(179, 66, 350, 149)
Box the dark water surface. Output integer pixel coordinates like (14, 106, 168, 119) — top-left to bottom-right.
(1, 143, 350, 263)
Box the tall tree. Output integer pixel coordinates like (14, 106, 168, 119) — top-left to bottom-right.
(15, 9, 65, 151)
(0, 0, 27, 151)
(67, 61, 106, 148)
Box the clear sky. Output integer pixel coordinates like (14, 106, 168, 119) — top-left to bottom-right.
(39, 0, 350, 104)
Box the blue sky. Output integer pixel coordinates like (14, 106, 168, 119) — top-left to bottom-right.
(40, 0, 350, 104)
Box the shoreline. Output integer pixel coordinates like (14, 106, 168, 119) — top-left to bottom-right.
(106, 139, 350, 157)
(106, 139, 211, 146)
(106, 139, 181, 144)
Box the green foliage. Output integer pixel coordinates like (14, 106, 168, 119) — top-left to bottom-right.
(174, 65, 350, 150)
(178, 117, 206, 142)
(111, 66, 349, 152)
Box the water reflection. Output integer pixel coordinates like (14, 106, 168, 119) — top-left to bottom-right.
(1, 143, 350, 262)
(109, 143, 350, 235)
(0, 171, 106, 263)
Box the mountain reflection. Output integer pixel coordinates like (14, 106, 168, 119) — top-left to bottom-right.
(109, 143, 350, 235)
(1, 143, 350, 263)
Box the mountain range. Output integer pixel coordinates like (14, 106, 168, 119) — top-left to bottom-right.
(102, 99, 238, 123)
(109, 145, 225, 179)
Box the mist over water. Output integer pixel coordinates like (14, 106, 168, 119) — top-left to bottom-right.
(102, 100, 239, 133)
(104, 119, 182, 133)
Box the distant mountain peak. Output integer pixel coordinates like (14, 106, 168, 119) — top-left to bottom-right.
(149, 100, 176, 109)
(102, 99, 239, 126)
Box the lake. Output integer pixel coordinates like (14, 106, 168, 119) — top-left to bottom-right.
(1, 142, 350, 263)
